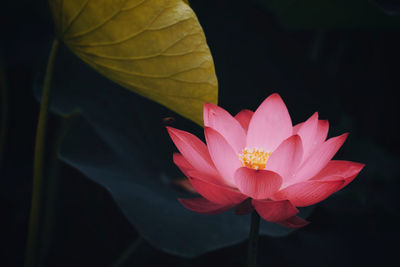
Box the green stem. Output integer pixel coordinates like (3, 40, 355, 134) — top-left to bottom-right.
(0, 53, 8, 169)
(111, 236, 143, 267)
(247, 211, 260, 267)
(25, 38, 59, 267)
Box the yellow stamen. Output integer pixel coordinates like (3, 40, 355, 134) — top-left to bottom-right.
(238, 148, 271, 170)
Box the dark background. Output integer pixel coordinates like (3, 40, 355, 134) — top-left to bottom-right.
(1, 0, 400, 266)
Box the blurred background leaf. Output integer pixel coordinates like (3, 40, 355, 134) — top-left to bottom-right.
(49, 0, 218, 125)
(376, 0, 400, 15)
(254, 0, 400, 29)
(34, 43, 312, 257)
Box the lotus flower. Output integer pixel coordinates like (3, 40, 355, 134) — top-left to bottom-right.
(167, 93, 364, 228)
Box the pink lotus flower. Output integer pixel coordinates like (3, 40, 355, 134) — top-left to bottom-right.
(167, 93, 364, 228)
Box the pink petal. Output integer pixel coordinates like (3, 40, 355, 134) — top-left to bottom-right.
(204, 127, 242, 186)
(312, 160, 365, 180)
(173, 153, 193, 177)
(234, 109, 254, 132)
(246, 93, 292, 151)
(188, 170, 247, 205)
(167, 127, 218, 177)
(235, 199, 254, 215)
(315, 120, 329, 145)
(278, 216, 310, 228)
(291, 133, 348, 184)
(311, 160, 365, 190)
(293, 113, 317, 136)
(266, 135, 303, 184)
(203, 103, 246, 152)
(234, 167, 282, 199)
(252, 199, 299, 222)
(308, 119, 330, 159)
(273, 179, 345, 207)
(292, 122, 303, 134)
(179, 197, 234, 215)
(293, 116, 331, 165)
(294, 112, 319, 160)
(173, 152, 226, 185)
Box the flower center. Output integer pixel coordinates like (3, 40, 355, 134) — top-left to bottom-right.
(238, 148, 272, 170)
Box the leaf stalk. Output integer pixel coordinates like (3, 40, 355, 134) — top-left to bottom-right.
(25, 38, 59, 267)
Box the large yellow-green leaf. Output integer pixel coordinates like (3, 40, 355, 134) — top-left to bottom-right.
(48, 0, 217, 125)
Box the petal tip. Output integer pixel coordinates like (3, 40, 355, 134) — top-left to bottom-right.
(203, 102, 214, 108)
(263, 93, 285, 104)
(279, 216, 310, 228)
(338, 132, 350, 144)
(269, 92, 281, 98)
(266, 93, 285, 104)
(318, 120, 329, 130)
(172, 152, 187, 165)
(203, 102, 215, 113)
(352, 162, 366, 173)
(166, 126, 180, 141)
(166, 126, 177, 135)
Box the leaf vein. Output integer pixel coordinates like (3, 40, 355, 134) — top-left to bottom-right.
(76, 51, 214, 83)
(65, 0, 127, 40)
(120, 0, 147, 11)
(67, 9, 193, 47)
(62, 0, 91, 36)
(73, 32, 203, 60)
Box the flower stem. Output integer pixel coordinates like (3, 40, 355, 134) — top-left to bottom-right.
(25, 38, 59, 267)
(247, 211, 260, 267)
